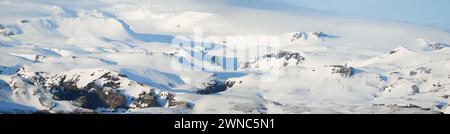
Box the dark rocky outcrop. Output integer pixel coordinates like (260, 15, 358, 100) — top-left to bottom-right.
(131, 90, 193, 109)
(291, 32, 308, 41)
(7, 68, 195, 113)
(167, 93, 194, 109)
(389, 50, 397, 54)
(50, 78, 127, 109)
(132, 91, 160, 108)
(426, 42, 448, 51)
(46, 72, 127, 109)
(14, 69, 190, 112)
(410, 67, 431, 76)
(372, 104, 435, 111)
(196, 79, 235, 94)
(19, 20, 31, 23)
(330, 65, 354, 77)
(412, 85, 420, 95)
(290, 32, 329, 42)
(98, 89, 126, 109)
(262, 50, 306, 65)
(243, 50, 306, 70)
(34, 55, 46, 62)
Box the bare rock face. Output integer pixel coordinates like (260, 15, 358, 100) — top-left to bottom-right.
(290, 32, 329, 42)
(262, 50, 306, 65)
(131, 90, 193, 109)
(426, 42, 448, 51)
(196, 79, 235, 94)
(291, 32, 308, 41)
(98, 89, 126, 109)
(11, 68, 189, 112)
(410, 67, 431, 76)
(370, 104, 442, 114)
(48, 74, 127, 109)
(34, 55, 46, 63)
(242, 50, 306, 70)
(41, 71, 127, 109)
(132, 91, 160, 108)
(167, 93, 194, 109)
(412, 85, 420, 95)
(330, 65, 354, 78)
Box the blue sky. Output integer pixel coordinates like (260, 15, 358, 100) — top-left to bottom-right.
(223, 0, 450, 29)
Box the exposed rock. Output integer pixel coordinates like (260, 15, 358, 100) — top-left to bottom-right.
(433, 82, 443, 88)
(98, 89, 126, 109)
(367, 104, 444, 114)
(99, 72, 121, 89)
(426, 42, 448, 51)
(330, 65, 354, 77)
(388, 47, 410, 55)
(51, 80, 111, 109)
(243, 50, 306, 70)
(132, 91, 160, 108)
(19, 20, 30, 23)
(75, 96, 88, 107)
(440, 95, 449, 99)
(372, 103, 433, 111)
(13, 68, 189, 111)
(45, 72, 127, 109)
(410, 67, 431, 76)
(196, 79, 235, 94)
(412, 85, 420, 94)
(169, 100, 194, 109)
(262, 50, 306, 65)
(291, 32, 308, 41)
(130, 90, 193, 109)
(34, 55, 46, 62)
(389, 50, 397, 54)
(167, 93, 194, 109)
(289, 32, 329, 42)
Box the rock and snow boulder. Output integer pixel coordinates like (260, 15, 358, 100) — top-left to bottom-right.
(329, 65, 354, 78)
(2, 68, 192, 113)
(195, 79, 235, 94)
(287, 32, 330, 42)
(425, 42, 449, 51)
(242, 50, 306, 71)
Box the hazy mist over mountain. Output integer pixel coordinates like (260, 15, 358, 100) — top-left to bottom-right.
(217, 0, 450, 29)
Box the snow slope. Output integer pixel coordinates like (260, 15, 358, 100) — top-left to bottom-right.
(0, 0, 450, 114)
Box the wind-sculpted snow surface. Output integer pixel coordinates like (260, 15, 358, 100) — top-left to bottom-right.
(1, 0, 450, 114)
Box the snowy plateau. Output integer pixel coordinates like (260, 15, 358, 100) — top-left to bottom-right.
(1, 0, 450, 114)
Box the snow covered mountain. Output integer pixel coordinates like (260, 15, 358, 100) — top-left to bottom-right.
(1, 0, 450, 114)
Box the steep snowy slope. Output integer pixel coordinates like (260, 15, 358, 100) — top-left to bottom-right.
(0, 0, 450, 114)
